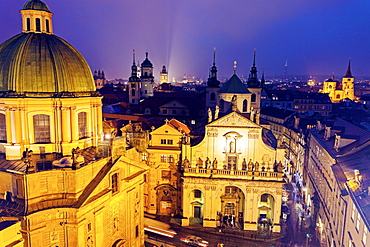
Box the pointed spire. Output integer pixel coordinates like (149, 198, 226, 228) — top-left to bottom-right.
(261, 72, 265, 87)
(213, 47, 216, 66)
(247, 49, 260, 88)
(233, 61, 237, 74)
(344, 58, 353, 78)
(146, 52, 149, 59)
(207, 48, 220, 88)
(132, 49, 136, 65)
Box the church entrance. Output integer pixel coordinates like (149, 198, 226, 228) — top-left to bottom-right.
(220, 186, 245, 229)
(257, 193, 275, 233)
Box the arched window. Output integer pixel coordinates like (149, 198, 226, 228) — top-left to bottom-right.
(243, 99, 248, 112)
(46, 19, 50, 33)
(336, 94, 340, 99)
(210, 92, 216, 101)
(35, 18, 41, 32)
(0, 114, 6, 142)
(251, 94, 256, 102)
(26, 18, 31, 31)
(78, 112, 87, 139)
(131, 89, 136, 97)
(144, 72, 148, 77)
(33, 114, 50, 143)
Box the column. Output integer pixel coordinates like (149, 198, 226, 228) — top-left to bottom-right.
(61, 107, 71, 143)
(96, 104, 103, 139)
(14, 108, 22, 144)
(70, 107, 78, 142)
(5, 108, 12, 144)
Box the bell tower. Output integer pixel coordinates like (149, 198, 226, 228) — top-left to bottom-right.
(128, 50, 141, 104)
(342, 59, 355, 100)
(206, 48, 221, 111)
(246, 50, 262, 111)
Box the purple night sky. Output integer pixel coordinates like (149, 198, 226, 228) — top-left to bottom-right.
(1, 0, 370, 81)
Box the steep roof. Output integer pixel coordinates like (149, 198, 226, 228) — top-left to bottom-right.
(218, 74, 250, 94)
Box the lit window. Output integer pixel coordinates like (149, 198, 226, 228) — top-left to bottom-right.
(160, 155, 167, 163)
(112, 173, 118, 193)
(78, 112, 87, 139)
(363, 226, 368, 246)
(194, 190, 201, 198)
(0, 113, 6, 142)
(356, 210, 361, 231)
(168, 155, 174, 163)
(33, 114, 50, 143)
(142, 152, 147, 161)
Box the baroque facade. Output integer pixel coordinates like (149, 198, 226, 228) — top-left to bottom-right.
(180, 111, 285, 232)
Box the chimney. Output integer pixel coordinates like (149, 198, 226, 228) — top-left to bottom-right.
(294, 116, 300, 129)
(324, 126, 331, 140)
(334, 133, 341, 151)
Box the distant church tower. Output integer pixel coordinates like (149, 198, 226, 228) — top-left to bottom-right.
(140, 52, 154, 98)
(94, 69, 106, 89)
(160, 65, 168, 84)
(342, 59, 355, 100)
(128, 50, 141, 104)
(246, 50, 262, 111)
(206, 48, 221, 111)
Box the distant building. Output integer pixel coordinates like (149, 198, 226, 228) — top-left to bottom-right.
(159, 65, 168, 84)
(93, 70, 107, 89)
(320, 60, 355, 102)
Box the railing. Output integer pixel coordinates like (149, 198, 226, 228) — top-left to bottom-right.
(184, 167, 283, 180)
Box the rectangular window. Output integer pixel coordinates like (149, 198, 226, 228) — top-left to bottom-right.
(194, 190, 201, 198)
(135, 225, 139, 238)
(34, 114, 51, 143)
(142, 152, 147, 161)
(160, 155, 167, 163)
(87, 223, 91, 232)
(163, 110, 167, 114)
(172, 110, 177, 114)
(357, 211, 361, 231)
(0, 113, 6, 142)
(168, 155, 174, 163)
(167, 139, 173, 145)
(112, 173, 118, 193)
(363, 227, 368, 246)
(161, 139, 167, 144)
(78, 112, 87, 139)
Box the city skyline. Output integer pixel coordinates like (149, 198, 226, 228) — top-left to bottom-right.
(1, 0, 370, 80)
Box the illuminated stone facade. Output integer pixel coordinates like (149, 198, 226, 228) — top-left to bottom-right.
(320, 61, 355, 103)
(181, 111, 285, 232)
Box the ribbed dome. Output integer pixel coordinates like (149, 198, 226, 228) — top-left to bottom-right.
(0, 33, 96, 94)
(23, 0, 51, 13)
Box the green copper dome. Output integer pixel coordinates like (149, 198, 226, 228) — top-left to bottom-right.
(23, 0, 51, 13)
(0, 33, 96, 94)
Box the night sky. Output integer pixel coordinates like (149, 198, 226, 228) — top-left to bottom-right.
(1, 0, 370, 81)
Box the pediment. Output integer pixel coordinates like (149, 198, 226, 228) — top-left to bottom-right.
(159, 100, 187, 109)
(208, 111, 261, 128)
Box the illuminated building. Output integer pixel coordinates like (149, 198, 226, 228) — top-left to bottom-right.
(320, 60, 355, 102)
(0, 1, 146, 246)
(304, 117, 370, 246)
(159, 65, 168, 84)
(180, 108, 286, 232)
(128, 51, 155, 104)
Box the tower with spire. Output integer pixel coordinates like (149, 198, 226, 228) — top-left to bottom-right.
(206, 48, 221, 111)
(140, 52, 155, 98)
(128, 50, 141, 104)
(159, 65, 168, 84)
(246, 50, 262, 111)
(342, 59, 355, 100)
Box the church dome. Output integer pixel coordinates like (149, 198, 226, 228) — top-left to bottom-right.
(23, 0, 51, 13)
(141, 52, 153, 68)
(0, 33, 96, 94)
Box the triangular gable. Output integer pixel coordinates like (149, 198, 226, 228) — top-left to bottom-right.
(152, 123, 183, 136)
(208, 111, 261, 128)
(159, 100, 188, 109)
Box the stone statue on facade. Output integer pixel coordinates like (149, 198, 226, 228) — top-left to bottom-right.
(231, 95, 238, 112)
(23, 148, 35, 173)
(205, 157, 210, 169)
(212, 158, 218, 169)
(197, 157, 203, 168)
(208, 108, 213, 123)
(255, 161, 260, 172)
(215, 105, 220, 120)
(242, 158, 247, 170)
(183, 157, 190, 168)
